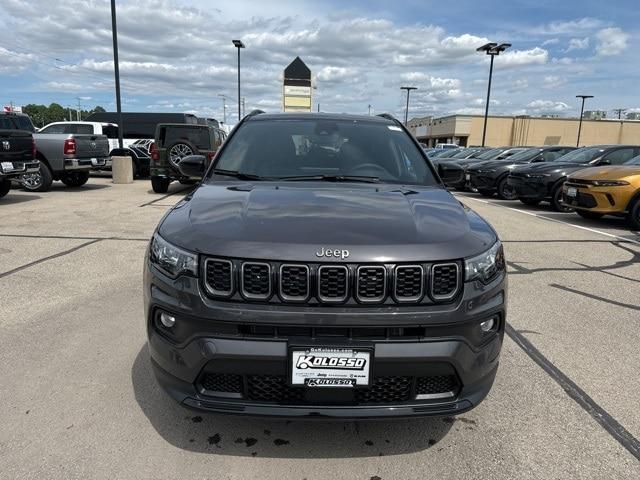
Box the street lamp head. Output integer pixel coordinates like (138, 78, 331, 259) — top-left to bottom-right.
(576, 95, 594, 99)
(400, 86, 418, 91)
(476, 42, 498, 52)
(232, 39, 245, 48)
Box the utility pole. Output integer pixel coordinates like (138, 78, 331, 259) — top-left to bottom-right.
(76, 97, 82, 121)
(232, 40, 245, 121)
(217, 94, 227, 123)
(110, 0, 124, 149)
(400, 87, 417, 125)
(613, 108, 626, 120)
(576, 95, 594, 147)
(368, 104, 372, 116)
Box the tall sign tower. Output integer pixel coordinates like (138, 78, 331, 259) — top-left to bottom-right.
(283, 57, 312, 112)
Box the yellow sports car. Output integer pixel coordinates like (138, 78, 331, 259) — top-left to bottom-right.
(562, 155, 640, 229)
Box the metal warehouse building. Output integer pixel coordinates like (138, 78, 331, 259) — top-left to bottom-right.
(409, 114, 640, 147)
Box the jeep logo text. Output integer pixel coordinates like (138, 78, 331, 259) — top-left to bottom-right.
(315, 247, 349, 259)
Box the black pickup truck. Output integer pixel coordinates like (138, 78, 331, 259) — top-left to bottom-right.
(0, 116, 39, 199)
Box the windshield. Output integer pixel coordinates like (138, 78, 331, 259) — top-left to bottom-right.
(449, 148, 476, 158)
(504, 148, 540, 162)
(210, 118, 438, 186)
(556, 147, 605, 163)
(475, 148, 504, 160)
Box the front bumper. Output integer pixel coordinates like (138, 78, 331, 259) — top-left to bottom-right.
(468, 172, 497, 191)
(562, 184, 635, 214)
(0, 160, 39, 177)
(144, 263, 507, 418)
(508, 175, 549, 199)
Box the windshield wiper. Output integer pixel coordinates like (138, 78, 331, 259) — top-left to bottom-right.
(278, 174, 380, 183)
(212, 169, 269, 181)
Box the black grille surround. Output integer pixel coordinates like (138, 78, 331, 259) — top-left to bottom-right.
(203, 258, 463, 306)
(197, 373, 460, 405)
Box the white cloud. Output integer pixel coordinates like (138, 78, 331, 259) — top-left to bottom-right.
(499, 47, 548, 67)
(595, 27, 629, 55)
(542, 75, 567, 89)
(537, 18, 604, 35)
(566, 37, 589, 52)
(526, 99, 570, 114)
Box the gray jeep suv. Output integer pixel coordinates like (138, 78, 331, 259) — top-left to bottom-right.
(144, 112, 507, 418)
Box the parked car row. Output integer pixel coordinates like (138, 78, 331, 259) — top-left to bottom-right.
(431, 144, 640, 229)
(0, 111, 227, 199)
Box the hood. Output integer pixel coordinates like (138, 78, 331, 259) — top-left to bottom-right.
(513, 161, 592, 175)
(159, 182, 497, 262)
(467, 159, 518, 171)
(569, 165, 640, 181)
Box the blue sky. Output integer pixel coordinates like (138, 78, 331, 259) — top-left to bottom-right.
(0, 0, 638, 123)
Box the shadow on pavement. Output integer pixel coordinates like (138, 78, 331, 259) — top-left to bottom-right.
(131, 344, 454, 458)
(0, 193, 42, 205)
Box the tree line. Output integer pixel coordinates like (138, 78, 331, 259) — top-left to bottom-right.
(22, 103, 107, 128)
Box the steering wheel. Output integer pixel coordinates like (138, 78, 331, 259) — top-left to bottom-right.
(347, 163, 392, 178)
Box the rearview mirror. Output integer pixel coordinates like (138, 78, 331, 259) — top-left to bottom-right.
(177, 155, 206, 178)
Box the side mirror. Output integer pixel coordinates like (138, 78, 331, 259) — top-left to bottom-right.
(177, 154, 206, 178)
(598, 158, 611, 166)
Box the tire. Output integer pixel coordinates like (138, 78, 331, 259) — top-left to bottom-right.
(0, 178, 11, 198)
(551, 184, 574, 212)
(519, 198, 540, 206)
(21, 161, 53, 192)
(61, 171, 89, 187)
(576, 210, 604, 220)
(627, 198, 640, 231)
(167, 141, 198, 168)
(151, 176, 171, 193)
(478, 189, 494, 197)
(497, 177, 518, 200)
(131, 157, 140, 179)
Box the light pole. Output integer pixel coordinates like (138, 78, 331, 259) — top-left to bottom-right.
(476, 42, 511, 147)
(368, 104, 372, 116)
(232, 39, 245, 122)
(110, 0, 123, 149)
(217, 94, 227, 124)
(576, 95, 593, 147)
(400, 86, 417, 125)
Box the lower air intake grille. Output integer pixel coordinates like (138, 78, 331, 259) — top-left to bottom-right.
(246, 375, 305, 403)
(354, 376, 412, 403)
(416, 375, 458, 397)
(431, 263, 459, 299)
(200, 373, 242, 393)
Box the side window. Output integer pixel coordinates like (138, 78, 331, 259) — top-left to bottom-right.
(75, 124, 94, 135)
(15, 116, 36, 132)
(603, 148, 635, 165)
(40, 124, 65, 134)
(541, 151, 560, 162)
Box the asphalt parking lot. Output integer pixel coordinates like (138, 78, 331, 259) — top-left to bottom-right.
(1, 177, 639, 479)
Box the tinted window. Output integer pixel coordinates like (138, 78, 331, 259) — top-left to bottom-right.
(102, 125, 118, 139)
(505, 148, 541, 162)
(624, 155, 640, 165)
(62, 124, 94, 134)
(557, 147, 606, 163)
(602, 148, 636, 165)
(159, 126, 212, 149)
(211, 119, 438, 185)
(0, 116, 14, 129)
(40, 124, 66, 134)
(14, 115, 35, 132)
(476, 148, 505, 160)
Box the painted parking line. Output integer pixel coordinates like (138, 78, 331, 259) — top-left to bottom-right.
(456, 194, 640, 246)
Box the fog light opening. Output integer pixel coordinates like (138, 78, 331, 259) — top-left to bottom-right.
(160, 312, 176, 328)
(480, 316, 497, 333)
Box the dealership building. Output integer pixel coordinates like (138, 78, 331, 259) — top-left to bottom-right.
(408, 114, 640, 147)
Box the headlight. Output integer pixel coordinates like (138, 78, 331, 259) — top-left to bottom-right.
(591, 180, 629, 187)
(465, 241, 505, 283)
(476, 169, 496, 173)
(525, 173, 550, 179)
(149, 233, 198, 278)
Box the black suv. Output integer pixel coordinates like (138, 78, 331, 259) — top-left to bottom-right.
(144, 112, 507, 418)
(508, 145, 640, 211)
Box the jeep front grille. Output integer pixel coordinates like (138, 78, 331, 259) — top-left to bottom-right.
(318, 265, 349, 302)
(202, 258, 462, 305)
(241, 262, 272, 299)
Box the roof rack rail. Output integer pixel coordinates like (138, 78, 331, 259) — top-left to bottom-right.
(376, 113, 402, 126)
(246, 109, 265, 118)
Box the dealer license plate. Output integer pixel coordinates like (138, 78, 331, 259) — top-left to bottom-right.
(290, 347, 371, 387)
(567, 187, 577, 197)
